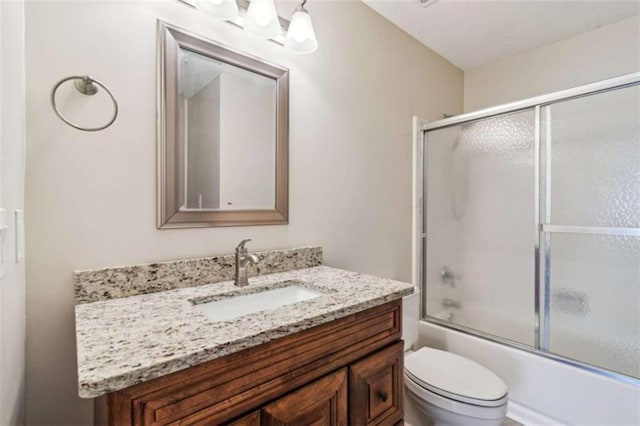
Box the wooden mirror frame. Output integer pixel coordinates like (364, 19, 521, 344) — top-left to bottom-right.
(157, 21, 289, 228)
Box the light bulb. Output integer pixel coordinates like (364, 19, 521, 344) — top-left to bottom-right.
(195, 0, 238, 21)
(284, 5, 318, 54)
(244, 0, 281, 39)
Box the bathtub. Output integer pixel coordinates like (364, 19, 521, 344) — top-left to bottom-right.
(418, 320, 640, 425)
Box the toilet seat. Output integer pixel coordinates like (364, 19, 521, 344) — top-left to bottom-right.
(404, 374, 508, 421)
(404, 348, 508, 407)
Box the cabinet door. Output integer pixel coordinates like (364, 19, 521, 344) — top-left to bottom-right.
(349, 341, 403, 425)
(262, 368, 347, 426)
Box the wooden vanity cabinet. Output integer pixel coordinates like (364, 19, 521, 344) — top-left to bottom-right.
(96, 300, 404, 426)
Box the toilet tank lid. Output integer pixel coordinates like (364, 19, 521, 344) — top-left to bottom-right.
(405, 347, 508, 402)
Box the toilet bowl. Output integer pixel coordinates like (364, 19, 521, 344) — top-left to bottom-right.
(404, 347, 508, 426)
(401, 292, 508, 426)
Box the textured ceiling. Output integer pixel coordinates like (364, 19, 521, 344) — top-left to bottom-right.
(361, 0, 640, 70)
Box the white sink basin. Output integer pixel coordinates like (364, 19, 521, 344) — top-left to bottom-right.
(194, 284, 324, 323)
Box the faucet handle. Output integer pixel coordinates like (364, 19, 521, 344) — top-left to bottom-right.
(236, 239, 252, 253)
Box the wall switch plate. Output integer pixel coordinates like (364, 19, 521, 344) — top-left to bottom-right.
(15, 209, 24, 263)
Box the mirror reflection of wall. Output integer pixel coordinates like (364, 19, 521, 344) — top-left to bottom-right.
(177, 48, 277, 211)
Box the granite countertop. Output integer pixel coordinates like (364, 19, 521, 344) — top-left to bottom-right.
(75, 265, 414, 398)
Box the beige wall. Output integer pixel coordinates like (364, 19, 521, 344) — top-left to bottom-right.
(0, 1, 27, 425)
(464, 15, 640, 112)
(24, 0, 463, 424)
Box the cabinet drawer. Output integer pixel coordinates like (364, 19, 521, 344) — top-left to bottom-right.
(349, 341, 403, 425)
(262, 368, 348, 426)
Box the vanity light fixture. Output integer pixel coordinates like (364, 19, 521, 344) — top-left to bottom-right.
(244, 0, 282, 39)
(190, 0, 319, 54)
(284, 0, 318, 54)
(195, 0, 239, 20)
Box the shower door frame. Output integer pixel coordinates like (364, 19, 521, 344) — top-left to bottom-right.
(414, 71, 640, 386)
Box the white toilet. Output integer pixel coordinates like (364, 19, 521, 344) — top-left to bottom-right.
(402, 292, 509, 426)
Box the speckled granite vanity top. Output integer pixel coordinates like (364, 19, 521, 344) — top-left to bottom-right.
(74, 248, 413, 398)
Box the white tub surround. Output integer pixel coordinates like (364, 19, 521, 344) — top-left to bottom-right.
(74, 264, 413, 399)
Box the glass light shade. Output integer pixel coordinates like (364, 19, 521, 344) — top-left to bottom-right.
(284, 8, 318, 54)
(195, 0, 239, 20)
(244, 0, 281, 39)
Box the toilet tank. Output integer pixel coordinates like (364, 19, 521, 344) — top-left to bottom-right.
(402, 288, 420, 351)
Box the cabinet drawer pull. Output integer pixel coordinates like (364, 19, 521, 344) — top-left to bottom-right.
(376, 391, 388, 402)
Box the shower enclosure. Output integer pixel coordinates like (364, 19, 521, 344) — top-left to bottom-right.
(419, 73, 640, 383)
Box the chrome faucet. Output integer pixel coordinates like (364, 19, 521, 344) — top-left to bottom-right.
(234, 239, 260, 286)
(440, 266, 457, 287)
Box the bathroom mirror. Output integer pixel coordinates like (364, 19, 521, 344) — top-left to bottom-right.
(157, 21, 289, 228)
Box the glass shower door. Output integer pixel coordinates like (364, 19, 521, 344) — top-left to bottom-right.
(424, 110, 537, 346)
(541, 85, 640, 378)
(422, 76, 640, 381)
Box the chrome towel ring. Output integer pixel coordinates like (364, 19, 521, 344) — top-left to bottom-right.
(50, 75, 118, 132)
